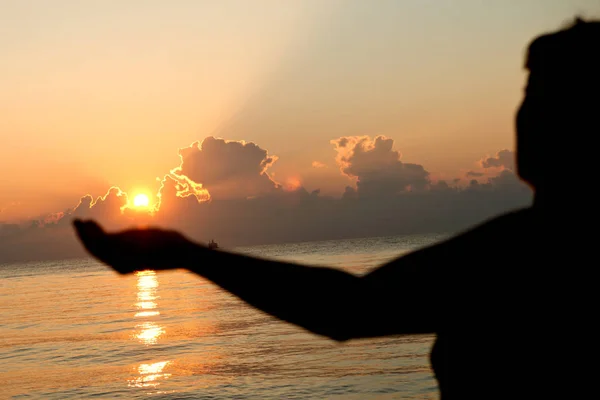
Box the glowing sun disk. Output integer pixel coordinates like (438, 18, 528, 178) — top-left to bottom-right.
(134, 194, 150, 207)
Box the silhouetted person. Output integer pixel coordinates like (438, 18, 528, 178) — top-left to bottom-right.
(74, 18, 599, 399)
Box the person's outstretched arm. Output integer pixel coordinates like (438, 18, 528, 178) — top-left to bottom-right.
(73, 219, 442, 341)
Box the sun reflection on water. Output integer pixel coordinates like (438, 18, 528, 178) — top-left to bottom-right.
(128, 361, 172, 388)
(133, 270, 165, 344)
(135, 310, 160, 318)
(131, 270, 171, 389)
(135, 301, 157, 313)
(135, 322, 165, 345)
(135, 271, 160, 317)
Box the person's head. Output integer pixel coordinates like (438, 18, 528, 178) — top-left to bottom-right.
(516, 17, 600, 193)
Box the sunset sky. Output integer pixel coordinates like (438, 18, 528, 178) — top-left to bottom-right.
(1, 0, 599, 227)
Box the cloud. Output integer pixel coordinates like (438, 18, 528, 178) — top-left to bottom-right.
(312, 161, 326, 168)
(70, 187, 130, 229)
(466, 171, 484, 177)
(480, 149, 515, 170)
(0, 138, 533, 264)
(157, 173, 210, 206)
(487, 169, 522, 188)
(466, 149, 518, 184)
(331, 135, 430, 196)
(430, 180, 454, 191)
(172, 137, 280, 200)
(152, 175, 207, 225)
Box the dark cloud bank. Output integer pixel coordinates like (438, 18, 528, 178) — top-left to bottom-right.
(0, 136, 532, 263)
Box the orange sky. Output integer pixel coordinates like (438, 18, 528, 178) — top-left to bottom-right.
(1, 0, 599, 222)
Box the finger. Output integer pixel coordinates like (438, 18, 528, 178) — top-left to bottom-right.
(73, 219, 105, 234)
(73, 219, 105, 241)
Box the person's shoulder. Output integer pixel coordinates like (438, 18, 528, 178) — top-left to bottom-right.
(383, 207, 533, 268)
(428, 207, 533, 252)
(464, 207, 532, 234)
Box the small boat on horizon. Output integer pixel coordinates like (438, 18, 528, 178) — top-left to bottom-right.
(208, 239, 219, 250)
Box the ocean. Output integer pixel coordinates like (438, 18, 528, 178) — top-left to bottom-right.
(0, 233, 449, 399)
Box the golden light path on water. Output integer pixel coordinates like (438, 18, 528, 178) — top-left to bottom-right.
(128, 270, 171, 389)
(0, 235, 440, 398)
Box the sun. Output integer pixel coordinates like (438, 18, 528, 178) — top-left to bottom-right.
(133, 193, 150, 208)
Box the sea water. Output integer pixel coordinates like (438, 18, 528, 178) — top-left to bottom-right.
(0, 233, 449, 399)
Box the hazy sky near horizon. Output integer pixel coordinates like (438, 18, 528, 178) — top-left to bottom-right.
(2, 0, 599, 221)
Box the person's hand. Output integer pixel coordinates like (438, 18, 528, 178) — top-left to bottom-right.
(73, 219, 197, 274)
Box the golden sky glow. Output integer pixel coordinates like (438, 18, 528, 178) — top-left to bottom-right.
(1, 1, 599, 222)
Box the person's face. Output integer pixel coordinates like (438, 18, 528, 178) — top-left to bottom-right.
(515, 71, 539, 186)
(516, 68, 565, 190)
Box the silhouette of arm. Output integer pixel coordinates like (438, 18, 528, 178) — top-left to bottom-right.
(74, 220, 444, 341)
(183, 245, 441, 341)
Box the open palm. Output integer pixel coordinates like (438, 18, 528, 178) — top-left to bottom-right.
(73, 219, 196, 274)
